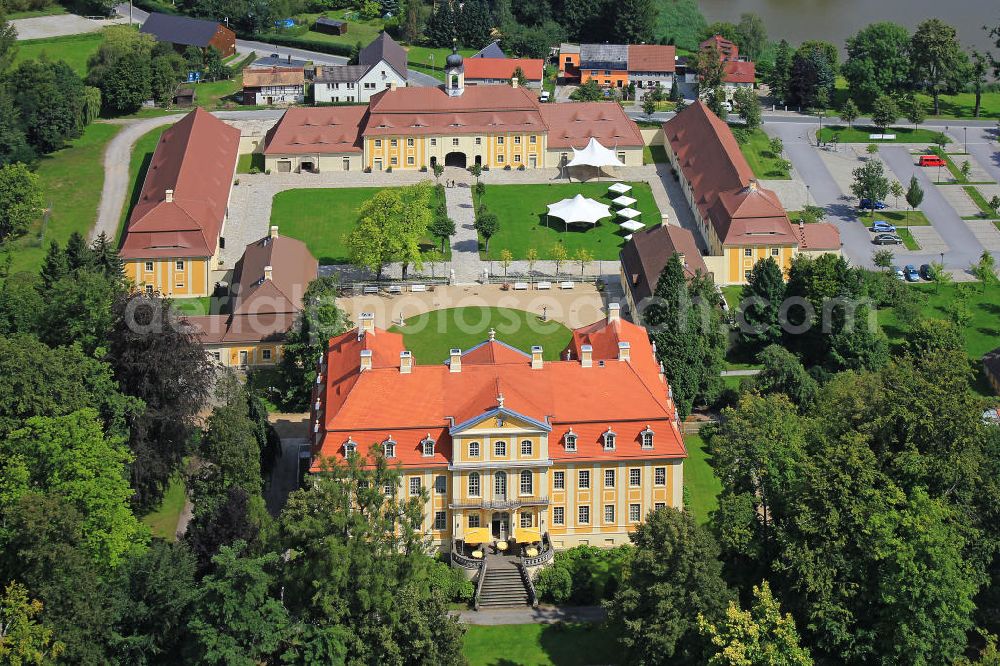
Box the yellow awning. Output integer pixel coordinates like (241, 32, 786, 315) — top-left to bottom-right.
(514, 527, 542, 544)
(464, 527, 491, 545)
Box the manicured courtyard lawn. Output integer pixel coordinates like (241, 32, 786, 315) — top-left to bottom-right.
(141, 474, 186, 541)
(237, 153, 265, 173)
(739, 128, 790, 179)
(684, 433, 721, 525)
(171, 296, 228, 315)
(389, 307, 572, 365)
(476, 182, 661, 261)
(270, 186, 448, 265)
(817, 125, 949, 145)
(4, 122, 120, 276)
(642, 144, 668, 165)
(463, 622, 621, 666)
(14, 32, 104, 76)
(120, 124, 171, 240)
(878, 283, 1000, 361)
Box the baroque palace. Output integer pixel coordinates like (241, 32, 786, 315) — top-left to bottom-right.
(310, 304, 686, 558)
(262, 49, 644, 174)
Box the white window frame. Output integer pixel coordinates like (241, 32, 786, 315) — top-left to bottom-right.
(564, 432, 577, 452)
(434, 475, 446, 494)
(629, 504, 641, 522)
(144, 261, 154, 272)
(603, 429, 616, 451)
(409, 477, 421, 496)
(553, 506, 565, 524)
(604, 504, 615, 524)
(421, 437, 435, 457)
(434, 511, 447, 530)
(383, 439, 396, 458)
(262, 349, 272, 361)
(654, 467, 666, 486)
(654, 502, 666, 511)
(578, 506, 590, 524)
(629, 468, 641, 487)
(519, 470, 533, 496)
(604, 469, 615, 488)
(553, 471, 565, 490)
(641, 427, 654, 449)
(469, 441, 480, 457)
(494, 440, 507, 457)
(468, 514, 480, 528)
(520, 512, 532, 528)
(521, 439, 532, 456)
(578, 470, 590, 489)
(344, 438, 357, 455)
(468, 472, 481, 497)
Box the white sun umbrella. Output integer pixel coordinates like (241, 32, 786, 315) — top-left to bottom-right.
(617, 207, 641, 221)
(612, 195, 636, 208)
(546, 194, 612, 231)
(609, 182, 632, 195)
(620, 220, 645, 232)
(565, 137, 626, 180)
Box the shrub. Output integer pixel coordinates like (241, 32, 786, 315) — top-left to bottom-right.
(249, 167, 260, 175)
(233, 178, 240, 186)
(731, 127, 750, 145)
(426, 558, 474, 602)
(264, 169, 271, 175)
(534, 545, 633, 604)
(534, 564, 573, 603)
(474, 181, 486, 197)
(504, 164, 512, 170)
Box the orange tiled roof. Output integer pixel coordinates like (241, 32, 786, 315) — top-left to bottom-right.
(539, 101, 643, 149)
(463, 57, 544, 81)
(627, 45, 676, 73)
(663, 102, 797, 247)
(243, 67, 305, 87)
(120, 108, 239, 259)
(262, 105, 368, 155)
(312, 317, 685, 470)
(724, 61, 755, 84)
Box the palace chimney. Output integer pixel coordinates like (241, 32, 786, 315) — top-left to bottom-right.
(358, 312, 376, 335)
(531, 345, 543, 369)
(618, 341, 631, 362)
(607, 302, 620, 323)
(360, 349, 373, 372)
(580, 344, 593, 368)
(165, 189, 174, 203)
(400, 350, 413, 374)
(449, 348, 462, 372)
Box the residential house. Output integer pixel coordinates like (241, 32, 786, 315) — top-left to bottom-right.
(627, 44, 676, 91)
(139, 12, 236, 58)
(700, 35, 756, 97)
(313, 32, 408, 104)
(471, 40, 506, 59)
(463, 57, 544, 88)
(558, 43, 580, 82)
(579, 43, 629, 88)
(120, 108, 239, 297)
(619, 224, 708, 318)
(263, 51, 643, 173)
(660, 101, 840, 285)
(242, 66, 305, 105)
(189, 226, 317, 368)
(310, 305, 686, 554)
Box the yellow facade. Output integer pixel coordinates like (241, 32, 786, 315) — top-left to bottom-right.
(125, 257, 211, 298)
(205, 342, 284, 368)
(393, 413, 684, 552)
(365, 132, 545, 171)
(724, 244, 796, 285)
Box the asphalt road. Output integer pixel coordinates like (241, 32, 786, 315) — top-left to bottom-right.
(114, 4, 440, 87)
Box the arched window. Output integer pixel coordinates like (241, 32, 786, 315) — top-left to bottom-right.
(383, 438, 396, 458)
(603, 429, 616, 451)
(468, 472, 480, 497)
(421, 436, 435, 457)
(344, 438, 357, 455)
(564, 431, 577, 452)
(494, 471, 507, 499)
(641, 426, 654, 449)
(520, 440, 533, 456)
(520, 470, 533, 496)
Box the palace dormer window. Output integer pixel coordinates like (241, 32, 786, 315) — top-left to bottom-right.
(344, 438, 357, 455)
(641, 426, 654, 449)
(383, 438, 396, 458)
(421, 436, 435, 457)
(564, 431, 577, 452)
(603, 429, 616, 451)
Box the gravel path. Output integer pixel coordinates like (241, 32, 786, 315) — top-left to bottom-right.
(444, 180, 480, 283)
(12, 13, 127, 40)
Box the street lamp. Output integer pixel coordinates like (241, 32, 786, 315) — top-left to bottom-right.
(817, 110, 824, 147)
(429, 53, 435, 74)
(940, 252, 944, 267)
(964, 126, 968, 153)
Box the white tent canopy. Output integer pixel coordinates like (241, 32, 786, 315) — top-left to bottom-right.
(565, 138, 625, 180)
(546, 194, 612, 230)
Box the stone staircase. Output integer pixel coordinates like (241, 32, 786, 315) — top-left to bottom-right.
(477, 559, 531, 608)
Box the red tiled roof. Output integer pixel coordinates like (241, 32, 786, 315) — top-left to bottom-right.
(724, 61, 755, 84)
(243, 67, 305, 87)
(312, 318, 685, 469)
(701, 35, 739, 61)
(620, 224, 709, 304)
(121, 108, 239, 259)
(464, 58, 544, 81)
(539, 102, 643, 149)
(627, 45, 676, 73)
(663, 102, 797, 247)
(796, 222, 841, 251)
(262, 105, 368, 155)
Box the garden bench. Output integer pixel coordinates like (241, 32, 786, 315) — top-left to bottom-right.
(362, 286, 379, 295)
(560, 282, 574, 290)
(513, 282, 529, 290)
(410, 284, 427, 292)
(536, 281, 552, 290)
(387, 285, 403, 295)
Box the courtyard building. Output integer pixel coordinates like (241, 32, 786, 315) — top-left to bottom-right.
(699, 35, 756, 98)
(659, 101, 840, 285)
(313, 32, 408, 104)
(262, 50, 643, 173)
(139, 12, 236, 58)
(242, 66, 305, 106)
(188, 226, 316, 369)
(559, 43, 676, 90)
(310, 305, 686, 554)
(619, 223, 709, 317)
(463, 57, 545, 88)
(120, 108, 239, 298)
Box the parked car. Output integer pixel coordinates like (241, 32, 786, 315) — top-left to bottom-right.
(918, 154, 946, 167)
(873, 233, 903, 245)
(904, 264, 920, 282)
(859, 198, 888, 210)
(871, 220, 897, 233)
(891, 265, 905, 280)
(919, 264, 934, 280)
(539, 90, 550, 102)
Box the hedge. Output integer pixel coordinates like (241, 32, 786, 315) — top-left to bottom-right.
(251, 35, 353, 59)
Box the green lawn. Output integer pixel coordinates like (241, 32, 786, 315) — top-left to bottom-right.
(878, 283, 1000, 361)
(876, 210, 931, 227)
(463, 623, 621, 666)
(14, 31, 104, 76)
(389, 307, 572, 364)
(475, 182, 662, 261)
(120, 124, 171, 241)
(7, 3, 67, 18)
(739, 129, 790, 179)
(963, 186, 996, 219)
(914, 91, 1000, 120)
(642, 144, 668, 165)
(141, 474, 186, 541)
(896, 228, 920, 250)
(817, 125, 950, 145)
(170, 296, 229, 315)
(684, 433, 722, 525)
(3, 122, 120, 276)
(237, 153, 266, 173)
(270, 186, 448, 265)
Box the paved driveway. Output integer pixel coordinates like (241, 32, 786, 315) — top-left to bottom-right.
(12, 13, 127, 39)
(880, 145, 984, 268)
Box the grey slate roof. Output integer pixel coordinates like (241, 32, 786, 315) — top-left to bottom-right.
(315, 64, 370, 82)
(251, 54, 311, 69)
(359, 32, 407, 78)
(472, 40, 506, 59)
(579, 43, 628, 70)
(139, 12, 224, 48)
(315, 17, 346, 28)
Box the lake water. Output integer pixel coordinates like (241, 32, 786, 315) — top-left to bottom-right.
(698, 0, 997, 54)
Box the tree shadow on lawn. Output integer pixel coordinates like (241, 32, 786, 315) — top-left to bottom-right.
(120, 150, 155, 242)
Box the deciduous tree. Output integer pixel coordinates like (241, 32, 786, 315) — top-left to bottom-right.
(0, 161, 43, 242)
(871, 94, 899, 132)
(744, 345, 818, 408)
(911, 19, 969, 115)
(851, 158, 890, 214)
(842, 22, 911, 104)
(733, 86, 761, 131)
(696, 42, 726, 92)
(839, 98, 859, 128)
(0, 581, 64, 664)
(738, 256, 785, 351)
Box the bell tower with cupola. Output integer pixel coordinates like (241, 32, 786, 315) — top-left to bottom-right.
(445, 42, 464, 97)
